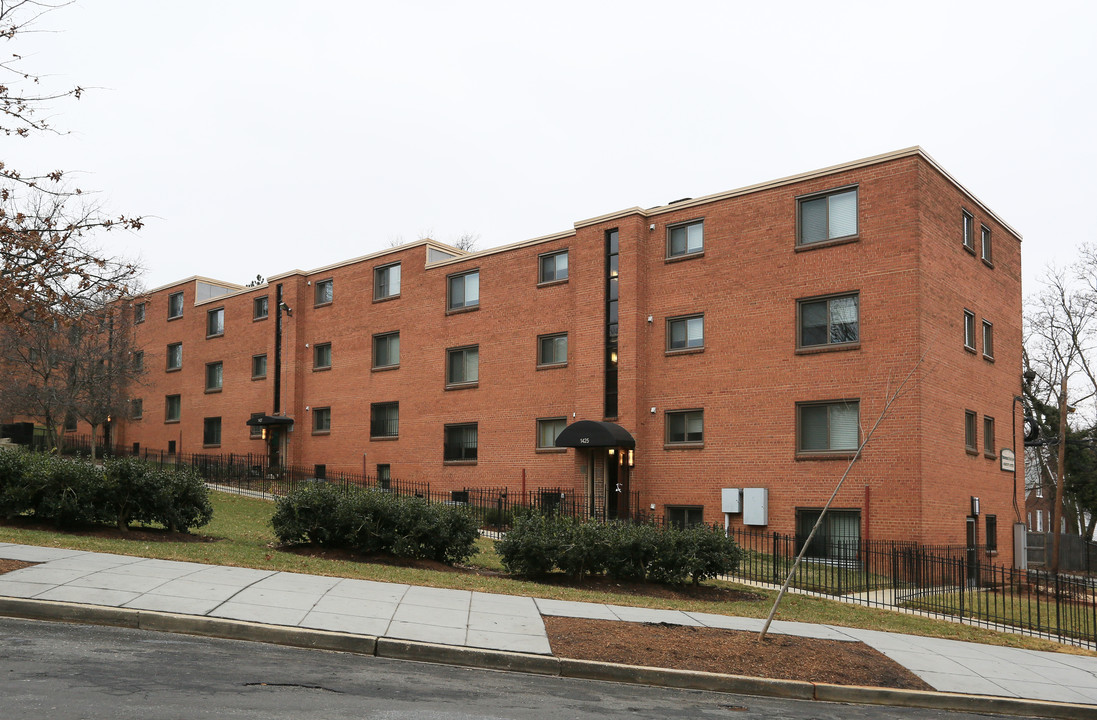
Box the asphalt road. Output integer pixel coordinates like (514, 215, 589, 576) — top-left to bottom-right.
(0, 617, 1031, 720)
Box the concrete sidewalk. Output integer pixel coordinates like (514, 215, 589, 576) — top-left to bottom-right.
(2, 542, 1096, 715)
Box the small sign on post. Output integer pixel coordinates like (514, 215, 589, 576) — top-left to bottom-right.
(1000, 448, 1016, 472)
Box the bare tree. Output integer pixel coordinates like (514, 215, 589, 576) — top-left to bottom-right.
(0, 1, 141, 327)
(0, 310, 75, 447)
(759, 356, 924, 641)
(1024, 258, 1097, 569)
(452, 232, 479, 252)
(68, 301, 144, 460)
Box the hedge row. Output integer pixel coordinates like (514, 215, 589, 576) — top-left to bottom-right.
(270, 483, 479, 565)
(0, 450, 213, 532)
(497, 513, 741, 585)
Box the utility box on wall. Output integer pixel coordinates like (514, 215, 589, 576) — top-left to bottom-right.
(721, 488, 742, 514)
(743, 488, 768, 526)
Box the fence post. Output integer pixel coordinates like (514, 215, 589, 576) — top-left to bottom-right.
(957, 560, 964, 623)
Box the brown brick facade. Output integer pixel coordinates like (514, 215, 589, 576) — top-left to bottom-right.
(98, 148, 1024, 563)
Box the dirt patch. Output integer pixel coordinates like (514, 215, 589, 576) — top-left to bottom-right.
(543, 616, 932, 690)
(0, 517, 219, 544)
(0, 559, 35, 575)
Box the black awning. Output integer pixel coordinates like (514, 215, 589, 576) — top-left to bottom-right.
(245, 415, 295, 427)
(555, 420, 636, 449)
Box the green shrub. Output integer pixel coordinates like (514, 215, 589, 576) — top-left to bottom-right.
(496, 511, 563, 576)
(556, 517, 609, 578)
(271, 482, 346, 545)
(0, 449, 30, 518)
(499, 514, 740, 585)
(0, 453, 212, 532)
(271, 486, 479, 565)
(156, 465, 214, 533)
(602, 521, 660, 581)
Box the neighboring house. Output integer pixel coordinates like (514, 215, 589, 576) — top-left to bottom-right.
(63, 147, 1024, 565)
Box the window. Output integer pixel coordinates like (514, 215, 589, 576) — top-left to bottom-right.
(796, 508, 861, 560)
(666, 409, 704, 445)
(373, 332, 400, 368)
(252, 354, 267, 379)
(64, 412, 77, 432)
(130, 399, 143, 420)
(982, 320, 994, 359)
(538, 333, 567, 366)
(207, 307, 224, 337)
(314, 278, 333, 305)
(1035, 510, 1043, 533)
(537, 417, 566, 449)
(981, 225, 992, 263)
(965, 410, 977, 452)
(448, 270, 479, 310)
(983, 416, 995, 456)
(166, 343, 182, 371)
(133, 351, 144, 373)
(446, 345, 478, 386)
(134, 302, 146, 324)
(798, 294, 858, 347)
(667, 314, 704, 351)
(666, 506, 703, 529)
(985, 514, 998, 552)
(667, 219, 703, 258)
(798, 401, 859, 453)
(165, 395, 181, 423)
(374, 263, 401, 300)
(312, 407, 331, 434)
(798, 187, 858, 245)
(962, 210, 975, 251)
(205, 362, 223, 392)
(168, 292, 184, 319)
(444, 423, 478, 462)
(538, 250, 568, 283)
(253, 296, 268, 320)
(376, 464, 391, 488)
(249, 412, 263, 438)
(314, 342, 332, 370)
(203, 417, 222, 446)
(370, 402, 399, 438)
(963, 310, 976, 351)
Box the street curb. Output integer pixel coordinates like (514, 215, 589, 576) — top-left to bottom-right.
(559, 658, 815, 700)
(1, 597, 1094, 718)
(812, 683, 1097, 720)
(376, 638, 560, 676)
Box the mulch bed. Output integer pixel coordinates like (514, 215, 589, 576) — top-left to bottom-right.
(543, 616, 933, 690)
(0, 559, 35, 575)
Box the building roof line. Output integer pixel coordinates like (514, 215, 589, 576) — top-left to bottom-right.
(572, 146, 1021, 241)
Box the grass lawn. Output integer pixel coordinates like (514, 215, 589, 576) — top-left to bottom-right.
(0, 490, 1089, 656)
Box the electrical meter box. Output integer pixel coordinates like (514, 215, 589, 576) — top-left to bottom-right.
(721, 488, 742, 513)
(743, 488, 768, 526)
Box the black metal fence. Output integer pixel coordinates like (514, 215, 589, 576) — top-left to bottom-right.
(44, 434, 1097, 648)
(728, 526, 1097, 648)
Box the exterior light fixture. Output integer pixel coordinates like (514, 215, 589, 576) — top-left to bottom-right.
(627, 449, 634, 468)
(608, 448, 616, 456)
(261, 427, 268, 440)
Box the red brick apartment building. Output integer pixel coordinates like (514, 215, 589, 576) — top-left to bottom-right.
(103, 147, 1025, 563)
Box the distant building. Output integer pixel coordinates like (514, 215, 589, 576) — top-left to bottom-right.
(71, 148, 1027, 563)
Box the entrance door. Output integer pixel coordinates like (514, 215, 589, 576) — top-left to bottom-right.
(606, 451, 619, 519)
(965, 516, 978, 585)
(267, 428, 282, 469)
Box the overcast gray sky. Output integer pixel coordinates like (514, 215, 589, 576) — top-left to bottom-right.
(7, 0, 1095, 293)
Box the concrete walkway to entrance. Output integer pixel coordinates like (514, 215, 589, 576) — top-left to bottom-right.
(1, 542, 1095, 714)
